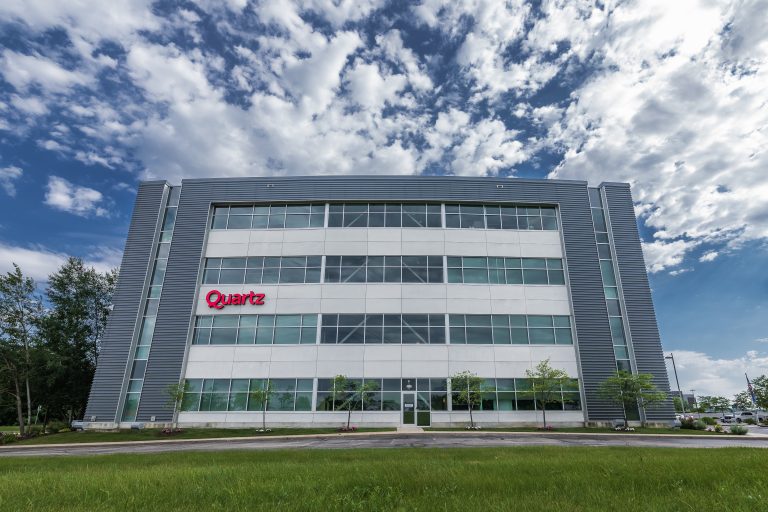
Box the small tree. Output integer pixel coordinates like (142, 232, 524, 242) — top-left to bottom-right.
(450, 371, 484, 429)
(249, 380, 273, 432)
(709, 396, 731, 420)
(165, 382, 185, 431)
(672, 396, 685, 413)
(733, 391, 753, 411)
(525, 359, 569, 429)
(332, 375, 379, 430)
(599, 371, 667, 428)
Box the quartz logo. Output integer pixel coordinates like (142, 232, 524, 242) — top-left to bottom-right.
(205, 290, 266, 309)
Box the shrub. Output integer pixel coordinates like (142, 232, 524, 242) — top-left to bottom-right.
(680, 417, 695, 429)
(743, 418, 756, 425)
(46, 420, 69, 434)
(730, 425, 748, 435)
(700, 416, 717, 425)
(0, 432, 17, 445)
(714, 424, 724, 433)
(25, 425, 44, 438)
(692, 420, 707, 431)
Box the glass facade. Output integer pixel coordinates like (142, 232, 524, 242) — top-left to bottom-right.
(448, 315, 573, 345)
(193, 314, 318, 345)
(328, 204, 442, 228)
(203, 257, 323, 285)
(447, 257, 564, 285)
(211, 204, 325, 229)
(325, 256, 444, 284)
(320, 314, 446, 344)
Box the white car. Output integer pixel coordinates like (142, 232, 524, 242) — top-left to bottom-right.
(735, 411, 767, 423)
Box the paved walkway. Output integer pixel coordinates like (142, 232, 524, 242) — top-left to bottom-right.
(2, 431, 767, 457)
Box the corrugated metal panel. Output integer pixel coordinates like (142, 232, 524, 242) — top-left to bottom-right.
(85, 181, 166, 421)
(603, 184, 675, 421)
(131, 176, 621, 421)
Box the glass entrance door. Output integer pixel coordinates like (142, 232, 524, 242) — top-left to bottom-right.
(402, 392, 416, 425)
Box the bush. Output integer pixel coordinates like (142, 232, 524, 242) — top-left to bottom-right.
(700, 416, 717, 425)
(680, 417, 695, 429)
(743, 418, 756, 425)
(730, 425, 748, 435)
(0, 432, 17, 445)
(25, 425, 44, 438)
(714, 424, 724, 433)
(692, 420, 707, 431)
(46, 420, 69, 434)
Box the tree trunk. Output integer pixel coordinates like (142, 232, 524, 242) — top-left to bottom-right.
(622, 402, 628, 430)
(468, 403, 474, 428)
(347, 406, 352, 429)
(542, 402, 547, 428)
(25, 375, 32, 426)
(13, 377, 25, 437)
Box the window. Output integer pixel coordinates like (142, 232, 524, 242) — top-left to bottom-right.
(327, 204, 441, 228)
(447, 257, 565, 285)
(445, 204, 558, 231)
(321, 314, 446, 344)
(324, 256, 444, 284)
(182, 378, 312, 412)
(314, 378, 448, 412)
(449, 315, 572, 345)
(211, 204, 325, 230)
(448, 378, 581, 411)
(193, 314, 318, 345)
(203, 256, 322, 284)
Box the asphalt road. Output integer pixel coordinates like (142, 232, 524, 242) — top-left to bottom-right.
(2, 432, 767, 457)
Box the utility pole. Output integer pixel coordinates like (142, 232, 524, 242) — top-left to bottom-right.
(665, 353, 685, 414)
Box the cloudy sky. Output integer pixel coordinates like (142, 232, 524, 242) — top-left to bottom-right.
(0, 0, 766, 399)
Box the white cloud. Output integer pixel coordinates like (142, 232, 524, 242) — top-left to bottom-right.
(0, 51, 91, 93)
(665, 349, 768, 398)
(0, 242, 121, 283)
(44, 176, 108, 217)
(642, 239, 698, 273)
(699, 251, 719, 262)
(0, 166, 22, 196)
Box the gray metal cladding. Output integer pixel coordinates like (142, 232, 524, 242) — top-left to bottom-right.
(85, 181, 166, 422)
(134, 176, 626, 421)
(603, 184, 675, 421)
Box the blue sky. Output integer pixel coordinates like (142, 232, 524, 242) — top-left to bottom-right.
(0, 0, 766, 398)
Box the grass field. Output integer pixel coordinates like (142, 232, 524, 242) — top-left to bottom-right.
(0, 447, 766, 511)
(11, 427, 394, 445)
(423, 426, 741, 435)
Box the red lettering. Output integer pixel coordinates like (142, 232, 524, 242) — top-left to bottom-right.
(205, 290, 224, 309)
(254, 293, 265, 305)
(205, 290, 265, 309)
(232, 294, 242, 305)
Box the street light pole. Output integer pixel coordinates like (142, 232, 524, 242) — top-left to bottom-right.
(665, 353, 685, 414)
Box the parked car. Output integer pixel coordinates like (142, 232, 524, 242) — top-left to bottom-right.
(70, 420, 85, 431)
(720, 413, 735, 423)
(735, 411, 767, 423)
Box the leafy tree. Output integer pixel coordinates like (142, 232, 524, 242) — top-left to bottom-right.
(525, 359, 569, 428)
(672, 396, 685, 413)
(450, 371, 484, 429)
(733, 391, 753, 411)
(750, 375, 768, 410)
(165, 383, 185, 431)
(332, 375, 379, 430)
(0, 264, 43, 433)
(599, 371, 667, 428)
(38, 258, 116, 422)
(697, 395, 731, 418)
(248, 380, 273, 432)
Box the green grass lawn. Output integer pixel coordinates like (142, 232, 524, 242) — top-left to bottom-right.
(12, 427, 395, 445)
(0, 447, 766, 511)
(423, 426, 736, 435)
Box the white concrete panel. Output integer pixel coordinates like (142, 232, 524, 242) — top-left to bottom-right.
(248, 230, 286, 243)
(230, 346, 272, 361)
(274, 299, 321, 314)
(367, 242, 402, 255)
(401, 345, 449, 360)
(518, 231, 561, 245)
(402, 229, 444, 242)
(494, 361, 536, 376)
(529, 347, 578, 365)
(524, 286, 570, 301)
(447, 285, 491, 300)
(448, 345, 495, 361)
(365, 285, 402, 299)
(324, 241, 367, 254)
(445, 242, 488, 256)
(401, 299, 445, 313)
(524, 299, 571, 315)
(365, 299, 402, 313)
(401, 284, 446, 299)
(207, 230, 250, 245)
(318, 345, 365, 361)
(280, 241, 325, 255)
(485, 231, 520, 244)
(448, 361, 495, 375)
(276, 285, 322, 299)
(489, 300, 526, 314)
(363, 345, 402, 360)
(401, 241, 445, 255)
(230, 361, 270, 377)
(325, 230, 367, 242)
(492, 346, 534, 362)
(316, 360, 363, 376)
(269, 346, 318, 361)
(206, 243, 249, 258)
(448, 300, 492, 314)
(269, 362, 316, 376)
(282, 229, 325, 242)
(486, 243, 522, 257)
(184, 361, 232, 378)
(187, 346, 236, 362)
(366, 229, 401, 242)
(520, 244, 562, 258)
(247, 242, 284, 256)
(322, 284, 366, 299)
(178, 413, 227, 423)
(402, 360, 449, 377)
(489, 287, 526, 300)
(363, 360, 401, 376)
(445, 230, 486, 243)
(321, 298, 367, 313)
